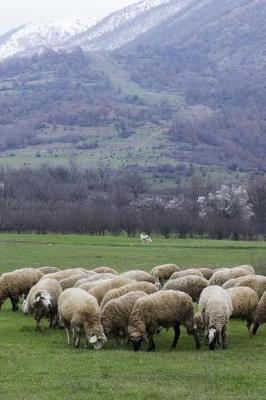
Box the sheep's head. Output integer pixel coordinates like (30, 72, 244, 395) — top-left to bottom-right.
(85, 323, 107, 350)
(87, 333, 107, 350)
(206, 327, 218, 350)
(194, 312, 205, 338)
(33, 291, 52, 310)
(22, 298, 29, 315)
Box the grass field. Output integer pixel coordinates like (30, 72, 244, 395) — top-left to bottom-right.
(0, 234, 265, 400)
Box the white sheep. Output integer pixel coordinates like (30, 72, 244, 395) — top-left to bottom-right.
(198, 286, 233, 350)
(139, 233, 152, 244)
(22, 278, 62, 331)
(58, 288, 107, 349)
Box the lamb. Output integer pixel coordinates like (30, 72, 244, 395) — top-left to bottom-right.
(100, 282, 159, 309)
(251, 291, 266, 335)
(235, 275, 266, 299)
(150, 264, 180, 285)
(170, 269, 204, 280)
(139, 233, 152, 244)
(37, 266, 60, 274)
(163, 275, 208, 302)
(198, 286, 233, 350)
(0, 268, 43, 311)
(121, 270, 155, 283)
(59, 273, 89, 290)
(86, 278, 134, 304)
(208, 267, 252, 287)
(22, 278, 62, 331)
(93, 267, 118, 274)
(128, 290, 200, 352)
(101, 291, 147, 345)
(58, 288, 107, 349)
(226, 287, 259, 332)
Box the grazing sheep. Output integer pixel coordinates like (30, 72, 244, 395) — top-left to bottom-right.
(59, 273, 88, 290)
(58, 288, 107, 349)
(86, 278, 134, 304)
(226, 287, 259, 332)
(128, 290, 200, 352)
(150, 264, 180, 285)
(252, 291, 266, 335)
(235, 275, 266, 299)
(198, 268, 214, 280)
(222, 277, 245, 289)
(235, 265, 255, 274)
(100, 282, 158, 309)
(37, 266, 60, 274)
(101, 291, 147, 344)
(194, 312, 206, 338)
(0, 268, 43, 311)
(121, 270, 155, 284)
(93, 267, 118, 275)
(163, 275, 208, 302)
(208, 267, 252, 287)
(170, 269, 204, 280)
(42, 269, 87, 282)
(22, 278, 62, 331)
(139, 233, 152, 244)
(198, 286, 233, 350)
(74, 273, 116, 288)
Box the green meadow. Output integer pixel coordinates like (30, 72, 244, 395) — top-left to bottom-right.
(0, 234, 265, 400)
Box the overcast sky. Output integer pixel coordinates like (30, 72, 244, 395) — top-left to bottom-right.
(0, 0, 138, 34)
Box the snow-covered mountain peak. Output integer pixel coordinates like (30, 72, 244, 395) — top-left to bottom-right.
(0, 17, 97, 60)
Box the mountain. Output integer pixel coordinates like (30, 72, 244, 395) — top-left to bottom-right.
(0, 0, 266, 175)
(0, 17, 97, 61)
(63, 0, 194, 51)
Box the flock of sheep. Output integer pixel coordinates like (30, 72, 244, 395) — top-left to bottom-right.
(0, 263, 265, 351)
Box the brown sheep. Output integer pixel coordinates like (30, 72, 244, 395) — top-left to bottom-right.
(163, 275, 208, 302)
(128, 290, 200, 352)
(0, 268, 43, 311)
(100, 282, 158, 309)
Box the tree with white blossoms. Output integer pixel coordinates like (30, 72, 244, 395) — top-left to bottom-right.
(198, 185, 254, 221)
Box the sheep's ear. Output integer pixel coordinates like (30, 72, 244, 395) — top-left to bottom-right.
(89, 335, 98, 344)
(34, 295, 41, 303)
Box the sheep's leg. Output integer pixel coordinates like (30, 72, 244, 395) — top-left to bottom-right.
(221, 326, 227, 349)
(10, 295, 19, 312)
(74, 332, 80, 348)
(252, 323, 260, 335)
(171, 324, 180, 349)
(192, 329, 201, 349)
(147, 333, 156, 352)
(35, 318, 42, 332)
(65, 327, 71, 345)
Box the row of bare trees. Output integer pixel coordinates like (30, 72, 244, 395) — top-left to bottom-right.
(0, 164, 266, 239)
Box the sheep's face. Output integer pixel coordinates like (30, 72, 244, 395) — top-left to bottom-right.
(87, 333, 107, 350)
(22, 299, 29, 315)
(206, 328, 218, 350)
(194, 313, 205, 338)
(130, 332, 143, 352)
(33, 292, 52, 310)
